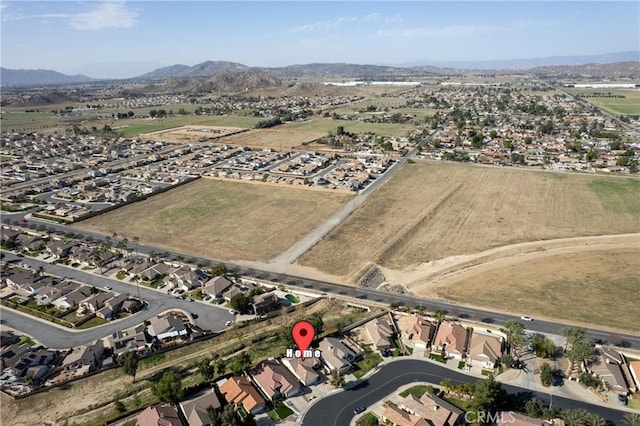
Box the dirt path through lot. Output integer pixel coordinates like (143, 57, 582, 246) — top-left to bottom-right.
(388, 233, 640, 292)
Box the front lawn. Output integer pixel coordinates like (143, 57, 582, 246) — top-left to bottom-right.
(356, 412, 379, 426)
(267, 401, 293, 421)
(399, 385, 436, 398)
(353, 351, 383, 379)
(429, 353, 447, 363)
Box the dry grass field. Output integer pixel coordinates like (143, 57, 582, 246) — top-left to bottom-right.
(141, 125, 247, 143)
(297, 162, 640, 279)
(215, 126, 327, 149)
(422, 246, 640, 332)
(74, 178, 351, 261)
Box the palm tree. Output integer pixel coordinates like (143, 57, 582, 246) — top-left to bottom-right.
(433, 309, 446, 323)
(623, 413, 640, 426)
(562, 408, 589, 426)
(586, 414, 607, 426)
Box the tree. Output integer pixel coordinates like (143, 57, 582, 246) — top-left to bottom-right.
(587, 414, 607, 426)
(563, 327, 594, 367)
(562, 408, 590, 426)
(119, 351, 139, 382)
(329, 369, 344, 387)
(114, 399, 126, 413)
(216, 359, 227, 375)
(532, 335, 557, 358)
(230, 293, 251, 313)
(206, 405, 219, 424)
(501, 320, 527, 354)
(540, 363, 553, 387)
(230, 352, 251, 375)
(244, 412, 256, 426)
(219, 404, 242, 426)
(470, 375, 507, 416)
(524, 398, 545, 418)
(152, 370, 184, 404)
(433, 309, 446, 323)
(622, 413, 640, 426)
(210, 264, 227, 276)
(197, 358, 215, 381)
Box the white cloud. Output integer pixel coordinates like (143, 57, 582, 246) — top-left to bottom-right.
(374, 24, 505, 39)
(1, 1, 139, 30)
(69, 2, 139, 30)
(288, 12, 386, 33)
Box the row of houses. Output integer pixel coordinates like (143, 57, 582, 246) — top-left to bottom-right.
(398, 314, 505, 369)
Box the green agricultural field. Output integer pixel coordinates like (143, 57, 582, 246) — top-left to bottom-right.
(564, 88, 640, 116)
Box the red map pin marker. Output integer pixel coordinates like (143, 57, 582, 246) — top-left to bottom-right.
(292, 320, 315, 360)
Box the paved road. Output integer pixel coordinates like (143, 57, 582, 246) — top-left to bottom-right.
(0, 252, 235, 349)
(3, 199, 639, 350)
(302, 360, 631, 426)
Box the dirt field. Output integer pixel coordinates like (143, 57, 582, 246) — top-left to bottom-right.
(297, 162, 640, 280)
(74, 178, 351, 262)
(414, 244, 640, 332)
(141, 125, 247, 143)
(215, 126, 327, 149)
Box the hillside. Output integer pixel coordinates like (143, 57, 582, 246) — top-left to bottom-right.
(0, 68, 94, 86)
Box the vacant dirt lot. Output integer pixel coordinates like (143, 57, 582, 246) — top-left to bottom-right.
(74, 178, 351, 261)
(297, 162, 640, 280)
(215, 126, 327, 149)
(415, 244, 640, 332)
(142, 125, 247, 143)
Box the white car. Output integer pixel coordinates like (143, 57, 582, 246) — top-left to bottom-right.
(520, 316, 534, 322)
(225, 320, 233, 327)
(229, 309, 238, 315)
(104, 286, 112, 291)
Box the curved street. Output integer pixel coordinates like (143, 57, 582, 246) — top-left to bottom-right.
(302, 360, 631, 426)
(0, 252, 234, 349)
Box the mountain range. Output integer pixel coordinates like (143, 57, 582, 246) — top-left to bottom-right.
(1, 51, 638, 87)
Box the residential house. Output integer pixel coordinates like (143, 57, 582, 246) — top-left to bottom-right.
(136, 404, 184, 426)
(629, 361, 640, 390)
(496, 411, 546, 425)
(252, 292, 279, 315)
(382, 401, 429, 426)
(398, 315, 436, 349)
(219, 375, 267, 415)
(148, 315, 189, 342)
(589, 347, 629, 393)
(52, 287, 92, 311)
(139, 263, 175, 282)
(282, 357, 321, 386)
(397, 392, 464, 426)
(62, 340, 104, 374)
(179, 388, 222, 426)
(78, 292, 114, 315)
(467, 332, 504, 369)
(222, 285, 245, 302)
(319, 337, 359, 375)
(4, 269, 43, 297)
(166, 266, 209, 291)
(432, 322, 468, 359)
(363, 317, 394, 351)
(0, 346, 59, 385)
(250, 358, 302, 400)
(110, 325, 149, 356)
(202, 276, 233, 299)
(44, 239, 76, 259)
(95, 293, 129, 320)
(15, 234, 46, 252)
(121, 298, 143, 313)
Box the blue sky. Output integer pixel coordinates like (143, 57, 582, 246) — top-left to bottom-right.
(1, 1, 639, 78)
